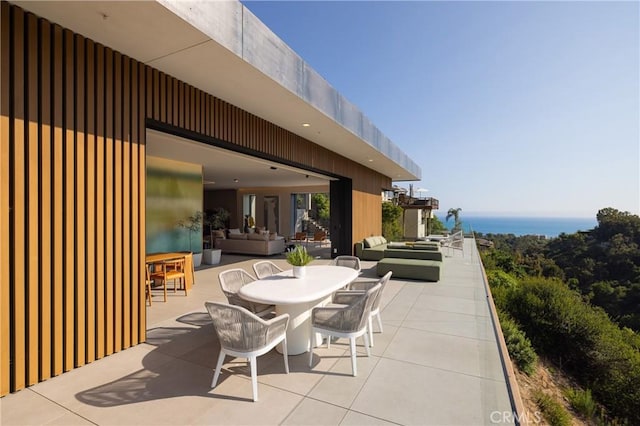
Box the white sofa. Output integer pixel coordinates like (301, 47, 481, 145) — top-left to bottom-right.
(214, 230, 285, 256)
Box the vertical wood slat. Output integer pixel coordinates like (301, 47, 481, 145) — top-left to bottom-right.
(113, 51, 122, 352)
(74, 33, 86, 368)
(95, 43, 105, 359)
(131, 60, 140, 344)
(12, 5, 27, 391)
(85, 38, 95, 364)
(122, 56, 131, 348)
(63, 28, 75, 372)
(1, 1, 12, 395)
(26, 12, 40, 386)
(51, 21, 64, 377)
(138, 64, 147, 339)
(39, 16, 52, 383)
(104, 45, 114, 356)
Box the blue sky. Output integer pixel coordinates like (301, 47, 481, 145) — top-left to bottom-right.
(243, 1, 639, 218)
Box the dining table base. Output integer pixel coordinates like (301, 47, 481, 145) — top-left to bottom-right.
(275, 296, 331, 355)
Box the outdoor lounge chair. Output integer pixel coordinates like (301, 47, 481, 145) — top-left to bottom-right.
(441, 230, 464, 256)
(205, 301, 289, 402)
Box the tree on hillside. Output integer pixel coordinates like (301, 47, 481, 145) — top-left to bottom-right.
(382, 202, 403, 241)
(446, 207, 463, 231)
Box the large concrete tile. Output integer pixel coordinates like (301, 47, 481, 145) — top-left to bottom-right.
(0, 389, 88, 426)
(340, 411, 398, 425)
(383, 327, 505, 381)
(255, 348, 341, 396)
(282, 398, 347, 425)
(379, 284, 423, 322)
(308, 352, 380, 408)
(419, 282, 486, 301)
(30, 344, 173, 407)
(351, 358, 513, 426)
(412, 293, 491, 317)
(193, 376, 304, 425)
(403, 308, 496, 341)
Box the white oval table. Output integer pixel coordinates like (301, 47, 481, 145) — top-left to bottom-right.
(238, 265, 358, 355)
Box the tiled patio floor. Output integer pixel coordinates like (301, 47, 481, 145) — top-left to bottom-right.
(1, 239, 515, 425)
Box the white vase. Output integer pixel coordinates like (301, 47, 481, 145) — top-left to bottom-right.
(292, 266, 306, 279)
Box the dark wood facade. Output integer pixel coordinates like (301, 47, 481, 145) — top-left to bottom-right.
(0, 1, 391, 396)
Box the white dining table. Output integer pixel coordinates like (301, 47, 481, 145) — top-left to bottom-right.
(238, 265, 358, 355)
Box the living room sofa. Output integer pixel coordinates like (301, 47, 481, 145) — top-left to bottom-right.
(214, 230, 285, 256)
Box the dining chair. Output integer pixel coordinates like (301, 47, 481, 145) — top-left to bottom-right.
(310, 231, 328, 248)
(291, 232, 308, 245)
(252, 260, 284, 280)
(145, 263, 153, 306)
(330, 255, 361, 289)
(330, 255, 361, 273)
(309, 283, 381, 377)
(205, 301, 290, 402)
(333, 271, 392, 347)
(162, 257, 187, 296)
(148, 262, 169, 302)
(218, 268, 274, 318)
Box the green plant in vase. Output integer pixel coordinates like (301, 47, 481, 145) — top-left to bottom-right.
(286, 245, 314, 278)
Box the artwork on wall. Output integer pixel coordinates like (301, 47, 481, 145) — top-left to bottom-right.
(146, 156, 202, 254)
(264, 196, 279, 234)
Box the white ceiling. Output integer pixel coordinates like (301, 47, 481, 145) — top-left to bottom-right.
(147, 130, 332, 190)
(14, 0, 420, 184)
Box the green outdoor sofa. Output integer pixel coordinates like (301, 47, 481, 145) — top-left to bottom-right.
(384, 248, 443, 262)
(376, 258, 441, 282)
(354, 237, 441, 261)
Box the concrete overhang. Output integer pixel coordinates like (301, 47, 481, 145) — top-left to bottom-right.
(13, 0, 421, 182)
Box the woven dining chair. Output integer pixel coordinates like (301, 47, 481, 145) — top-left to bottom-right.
(309, 283, 381, 377)
(333, 271, 392, 347)
(330, 255, 361, 273)
(252, 260, 284, 280)
(218, 268, 274, 317)
(205, 301, 289, 402)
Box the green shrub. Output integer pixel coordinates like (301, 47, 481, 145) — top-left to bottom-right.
(487, 269, 519, 289)
(497, 311, 538, 375)
(504, 277, 640, 423)
(565, 388, 597, 420)
(533, 390, 572, 426)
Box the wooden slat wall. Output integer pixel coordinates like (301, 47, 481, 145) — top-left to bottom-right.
(1, 1, 391, 395)
(0, 4, 146, 395)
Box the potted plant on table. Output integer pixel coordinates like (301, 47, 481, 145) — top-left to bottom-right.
(178, 210, 203, 267)
(286, 245, 314, 278)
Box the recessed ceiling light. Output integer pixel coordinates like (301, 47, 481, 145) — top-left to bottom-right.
(302, 123, 311, 127)
(368, 159, 374, 162)
(233, 178, 239, 183)
(270, 166, 277, 170)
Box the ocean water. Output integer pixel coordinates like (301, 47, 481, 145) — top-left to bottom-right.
(461, 216, 597, 237)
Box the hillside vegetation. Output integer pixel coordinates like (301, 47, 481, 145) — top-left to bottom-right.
(479, 208, 640, 424)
